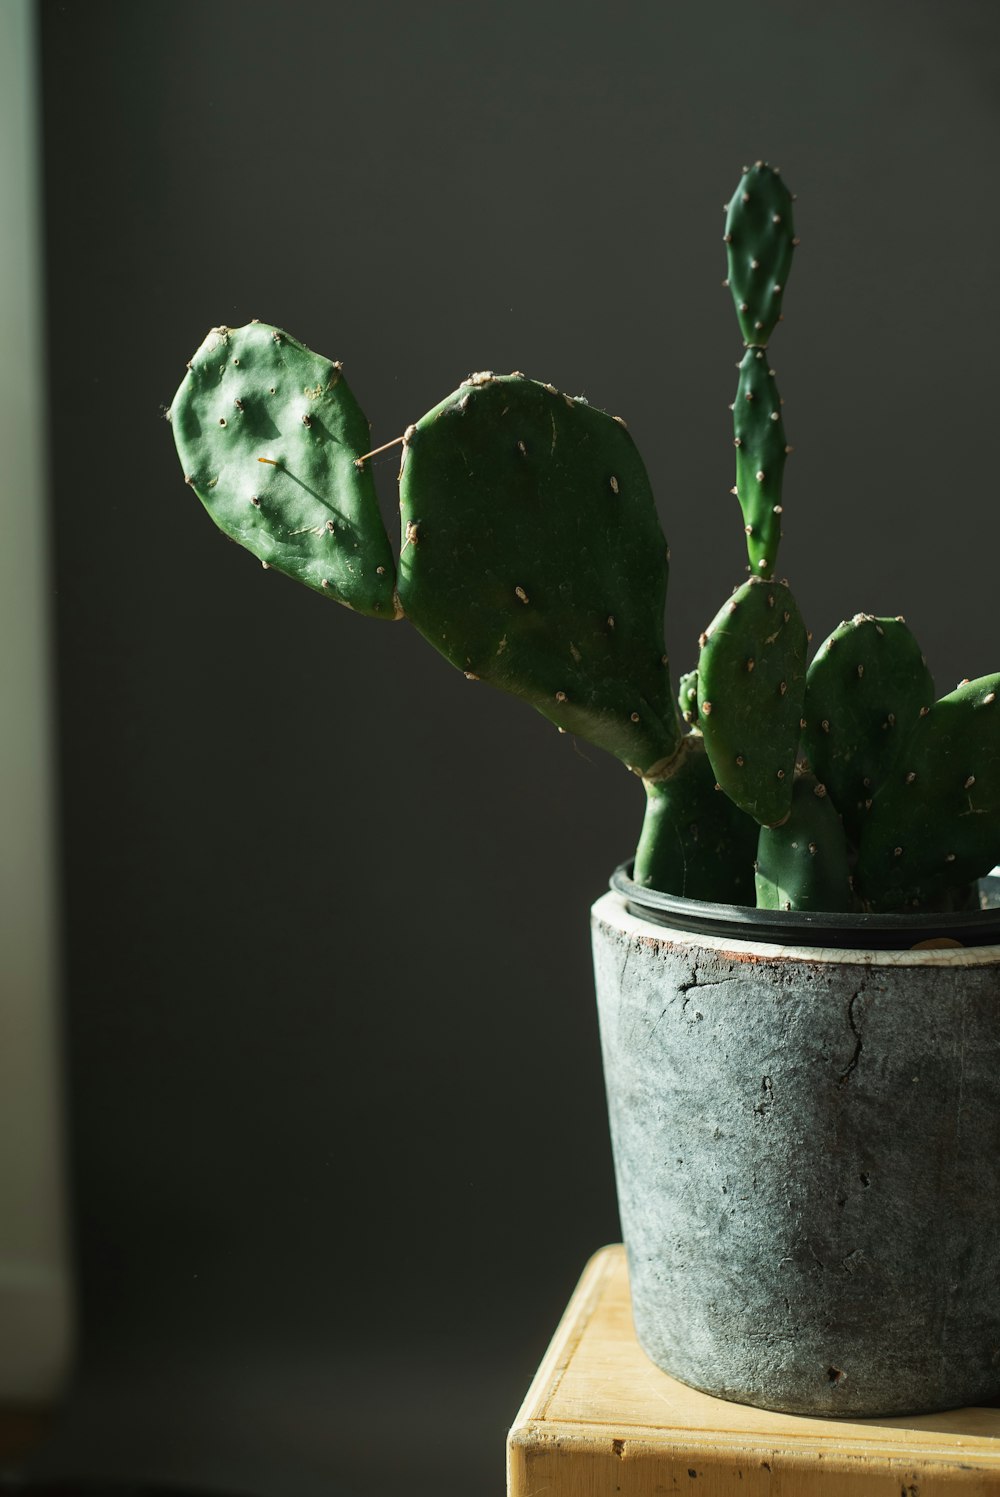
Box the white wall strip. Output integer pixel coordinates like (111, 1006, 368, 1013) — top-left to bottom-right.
(0, 0, 74, 1403)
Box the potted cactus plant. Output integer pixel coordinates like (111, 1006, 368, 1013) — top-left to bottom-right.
(168, 162, 1000, 1419)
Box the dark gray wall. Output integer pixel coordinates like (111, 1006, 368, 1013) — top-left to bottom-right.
(33, 2, 1000, 1494)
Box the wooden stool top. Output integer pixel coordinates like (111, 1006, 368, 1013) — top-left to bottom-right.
(507, 1245, 1000, 1495)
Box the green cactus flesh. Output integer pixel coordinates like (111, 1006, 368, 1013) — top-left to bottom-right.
(397, 373, 680, 774)
(733, 348, 787, 579)
(170, 323, 397, 618)
(755, 772, 856, 913)
(725, 162, 796, 348)
(696, 576, 808, 827)
(633, 735, 759, 903)
(857, 675, 1000, 910)
(802, 615, 935, 845)
(677, 668, 701, 728)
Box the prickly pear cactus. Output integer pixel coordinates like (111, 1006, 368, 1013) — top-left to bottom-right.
(857, 675, 1000, 909)
(755, 772, 856, 913)
(170, 322, 397, 618)
(633, 736, 758, 903)
(802, 615, 935, 843)
(166, 166, 1000, 922)
(696, 577, 808, 827)
(397, 373, 680, 775)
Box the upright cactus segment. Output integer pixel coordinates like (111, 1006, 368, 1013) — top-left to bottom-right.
(634, 736, 758, 904)
(733, 349, 787, 578)
(696, 577, 808, 827)
(724, 162, 796, 348)
(857, 675, 1000, 909)
(397, 373, 680, 775)
(725, 163, 797, 580)
(170, 323, 397, 618)
(755, 772, 856, 913)
(692, 162, 807, 844)
(802, 615, 935, 844)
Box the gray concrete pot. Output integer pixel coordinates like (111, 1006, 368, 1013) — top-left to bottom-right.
(592, 873, 1000, 1418)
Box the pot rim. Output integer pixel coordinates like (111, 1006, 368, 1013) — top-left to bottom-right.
(610, 862, 1000, 952)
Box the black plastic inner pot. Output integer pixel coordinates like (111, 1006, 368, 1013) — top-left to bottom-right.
(611, 863, 1000, 950)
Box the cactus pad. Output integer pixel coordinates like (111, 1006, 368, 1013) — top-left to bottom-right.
(633, 735, 758, 903)
(677, 668, 701, 728)
(857, 675, 1000, 909)
(397, 373, 679, 774)
(755, 772, 856, 913)
(733, 348, 787, 578)
(725, 162, 796, 348)
(802, 615, 935, 844)
(697, 577, 808, 826)
(170, 322, 397, 617)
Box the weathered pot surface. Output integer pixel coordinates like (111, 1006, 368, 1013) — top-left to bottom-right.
(592, 874, 1000, 1418)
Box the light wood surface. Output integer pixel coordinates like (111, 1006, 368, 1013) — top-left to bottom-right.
(507, 1245, 1000, 1495)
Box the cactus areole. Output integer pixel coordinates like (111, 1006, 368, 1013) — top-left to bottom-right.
(169, 164, 1000, 1422)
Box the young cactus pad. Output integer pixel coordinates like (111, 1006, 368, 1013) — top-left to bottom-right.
(733, 348, 787, 579)
(170, 323, 397, 618)
(802, 614, 935, 844)
(677, 668, 701, 727)
(696, 576, 808, 827)
(857, 675, 1000, 909)
(724, 162, 796, 349)
(397, 374, 680, 775)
